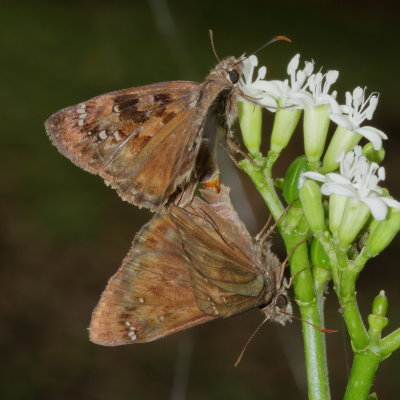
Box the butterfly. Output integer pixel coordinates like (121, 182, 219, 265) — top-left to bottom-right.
(45, 56, 248, 210)
(89, 185, 291, 345)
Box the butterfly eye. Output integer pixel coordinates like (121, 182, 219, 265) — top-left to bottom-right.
(275, 294, 288, 310)
(228, 69, 240, 84)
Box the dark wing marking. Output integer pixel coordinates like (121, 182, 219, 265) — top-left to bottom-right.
(45, 81, 204, 210)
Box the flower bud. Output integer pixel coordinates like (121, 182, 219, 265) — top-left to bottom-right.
(362, 142, 385, 164)
(338, 198, 370, 247)
(303, 104, 330, 163)
(270, 103, 301, 153)
(328, 194, 347, 236)
(372, 290, 388, 317)
(322, 126, 361, 172)
(238, 101, 262, 157)
(283, 156, 310, 206)
(299, 180, 326, 232)
(368, 290, 389, 341)
(310, 237, 331, 270)
(365, 208, 400, 257)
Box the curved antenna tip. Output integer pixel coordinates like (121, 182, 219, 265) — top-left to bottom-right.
(275, 35, 292, 43)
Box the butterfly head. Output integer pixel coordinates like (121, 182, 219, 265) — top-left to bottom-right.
(212, 56, 245, 86)
(261, 285, 292, 325)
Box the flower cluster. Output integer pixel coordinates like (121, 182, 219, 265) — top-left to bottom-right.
(238, 54, 388, 164)
(237, 53, 400, 250)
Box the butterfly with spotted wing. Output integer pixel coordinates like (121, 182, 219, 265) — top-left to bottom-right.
(89, 185, 291, 345)
(45, 56, 247, 210)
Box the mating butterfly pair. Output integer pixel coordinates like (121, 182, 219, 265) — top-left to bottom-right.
(45, 55, 291, 345)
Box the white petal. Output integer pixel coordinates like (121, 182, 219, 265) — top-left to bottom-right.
(248, 55, 258, 66)
(381, 197, 400, 209)
(252, 80, 284, 97)
(356, 126, 387, 150)
(257, 66, 267, 80)
(326, 70, 339, 84)
(304, 61, 314, 76)
(329, 114, 356, 130)
(365, 96, 378, 119)
(321, 182, 357, 197)
(302, 171, 326, 182)
(256, 95, 278, 108)
(362, 197, 388, 220)
(287, 54, 300, 75)
(325, 173, 352, 185)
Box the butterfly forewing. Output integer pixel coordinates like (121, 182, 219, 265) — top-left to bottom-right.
(89, 213, 214, 346)
(46, 81, 205, 209)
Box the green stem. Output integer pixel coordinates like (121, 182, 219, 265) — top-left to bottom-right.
(240, 158, 331, 400)
(238, 158, 284, 221)
(287, 238, 330, 400)
(339, 268, 369, 350)
(343, 352, 381, 400)
(317, 234, 369, 350)
(379, 328, 400, 357)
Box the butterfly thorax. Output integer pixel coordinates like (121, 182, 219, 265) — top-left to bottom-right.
(201, 56, 244, 129)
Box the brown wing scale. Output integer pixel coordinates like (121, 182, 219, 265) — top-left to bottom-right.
(89, 213, 215, 346)
(45, 81, 203, 210)
(170, 186, 274, 318)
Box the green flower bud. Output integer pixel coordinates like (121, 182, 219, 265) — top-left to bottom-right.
(372, 290, 388, 317)
(322, 126, 361, 173)
(310, 237, 332, 290)
(303, 104, 330, 164)
(270, 102, 301, 153)
(238, 101, 262, 157)
(365, 208, 400, 257)
(283, 156, 310, 206)
(363, 143, 385, 163)
(300, 180, 326, 233)
(310, 237, 331, 269)
(338, 198, 370, 247)
(368, 291, 389, 341)
(328, 194, 347, 236)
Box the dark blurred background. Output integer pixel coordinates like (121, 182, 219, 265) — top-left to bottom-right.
(1, 0, 399, 399)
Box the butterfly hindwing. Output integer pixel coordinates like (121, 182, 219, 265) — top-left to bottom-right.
(89, 213, 214, 346)
(170, 186, 269, 318)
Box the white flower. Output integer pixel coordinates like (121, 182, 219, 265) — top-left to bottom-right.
(302, 70, 339, 108)
(251, 53, 313, 109)
(329, 87, 388, 150)
(302, 146, 400, 220)
(238, 55, 277, 108)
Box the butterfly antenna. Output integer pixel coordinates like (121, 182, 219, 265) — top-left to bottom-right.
(208, 29, 221, 63)
(279, 309, 337, 334)
(251, 35, 292, 56)
(234, 316, 270, 367)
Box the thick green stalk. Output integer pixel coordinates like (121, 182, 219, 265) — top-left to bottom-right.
(286, 237, 330, 400)
(239, 158, 331, 400)
(343, 352, 381, 400)
(338, 268, 369, 350)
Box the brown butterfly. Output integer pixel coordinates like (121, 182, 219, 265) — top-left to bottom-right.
(89, 185, 291, 346)
(45, 55, 248, 210)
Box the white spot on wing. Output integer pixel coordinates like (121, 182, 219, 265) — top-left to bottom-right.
(113, 130, 123, 141)
(138, 297, 145, 303)
(78, 119, 84, 127)
(99, 130, 107, 140)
